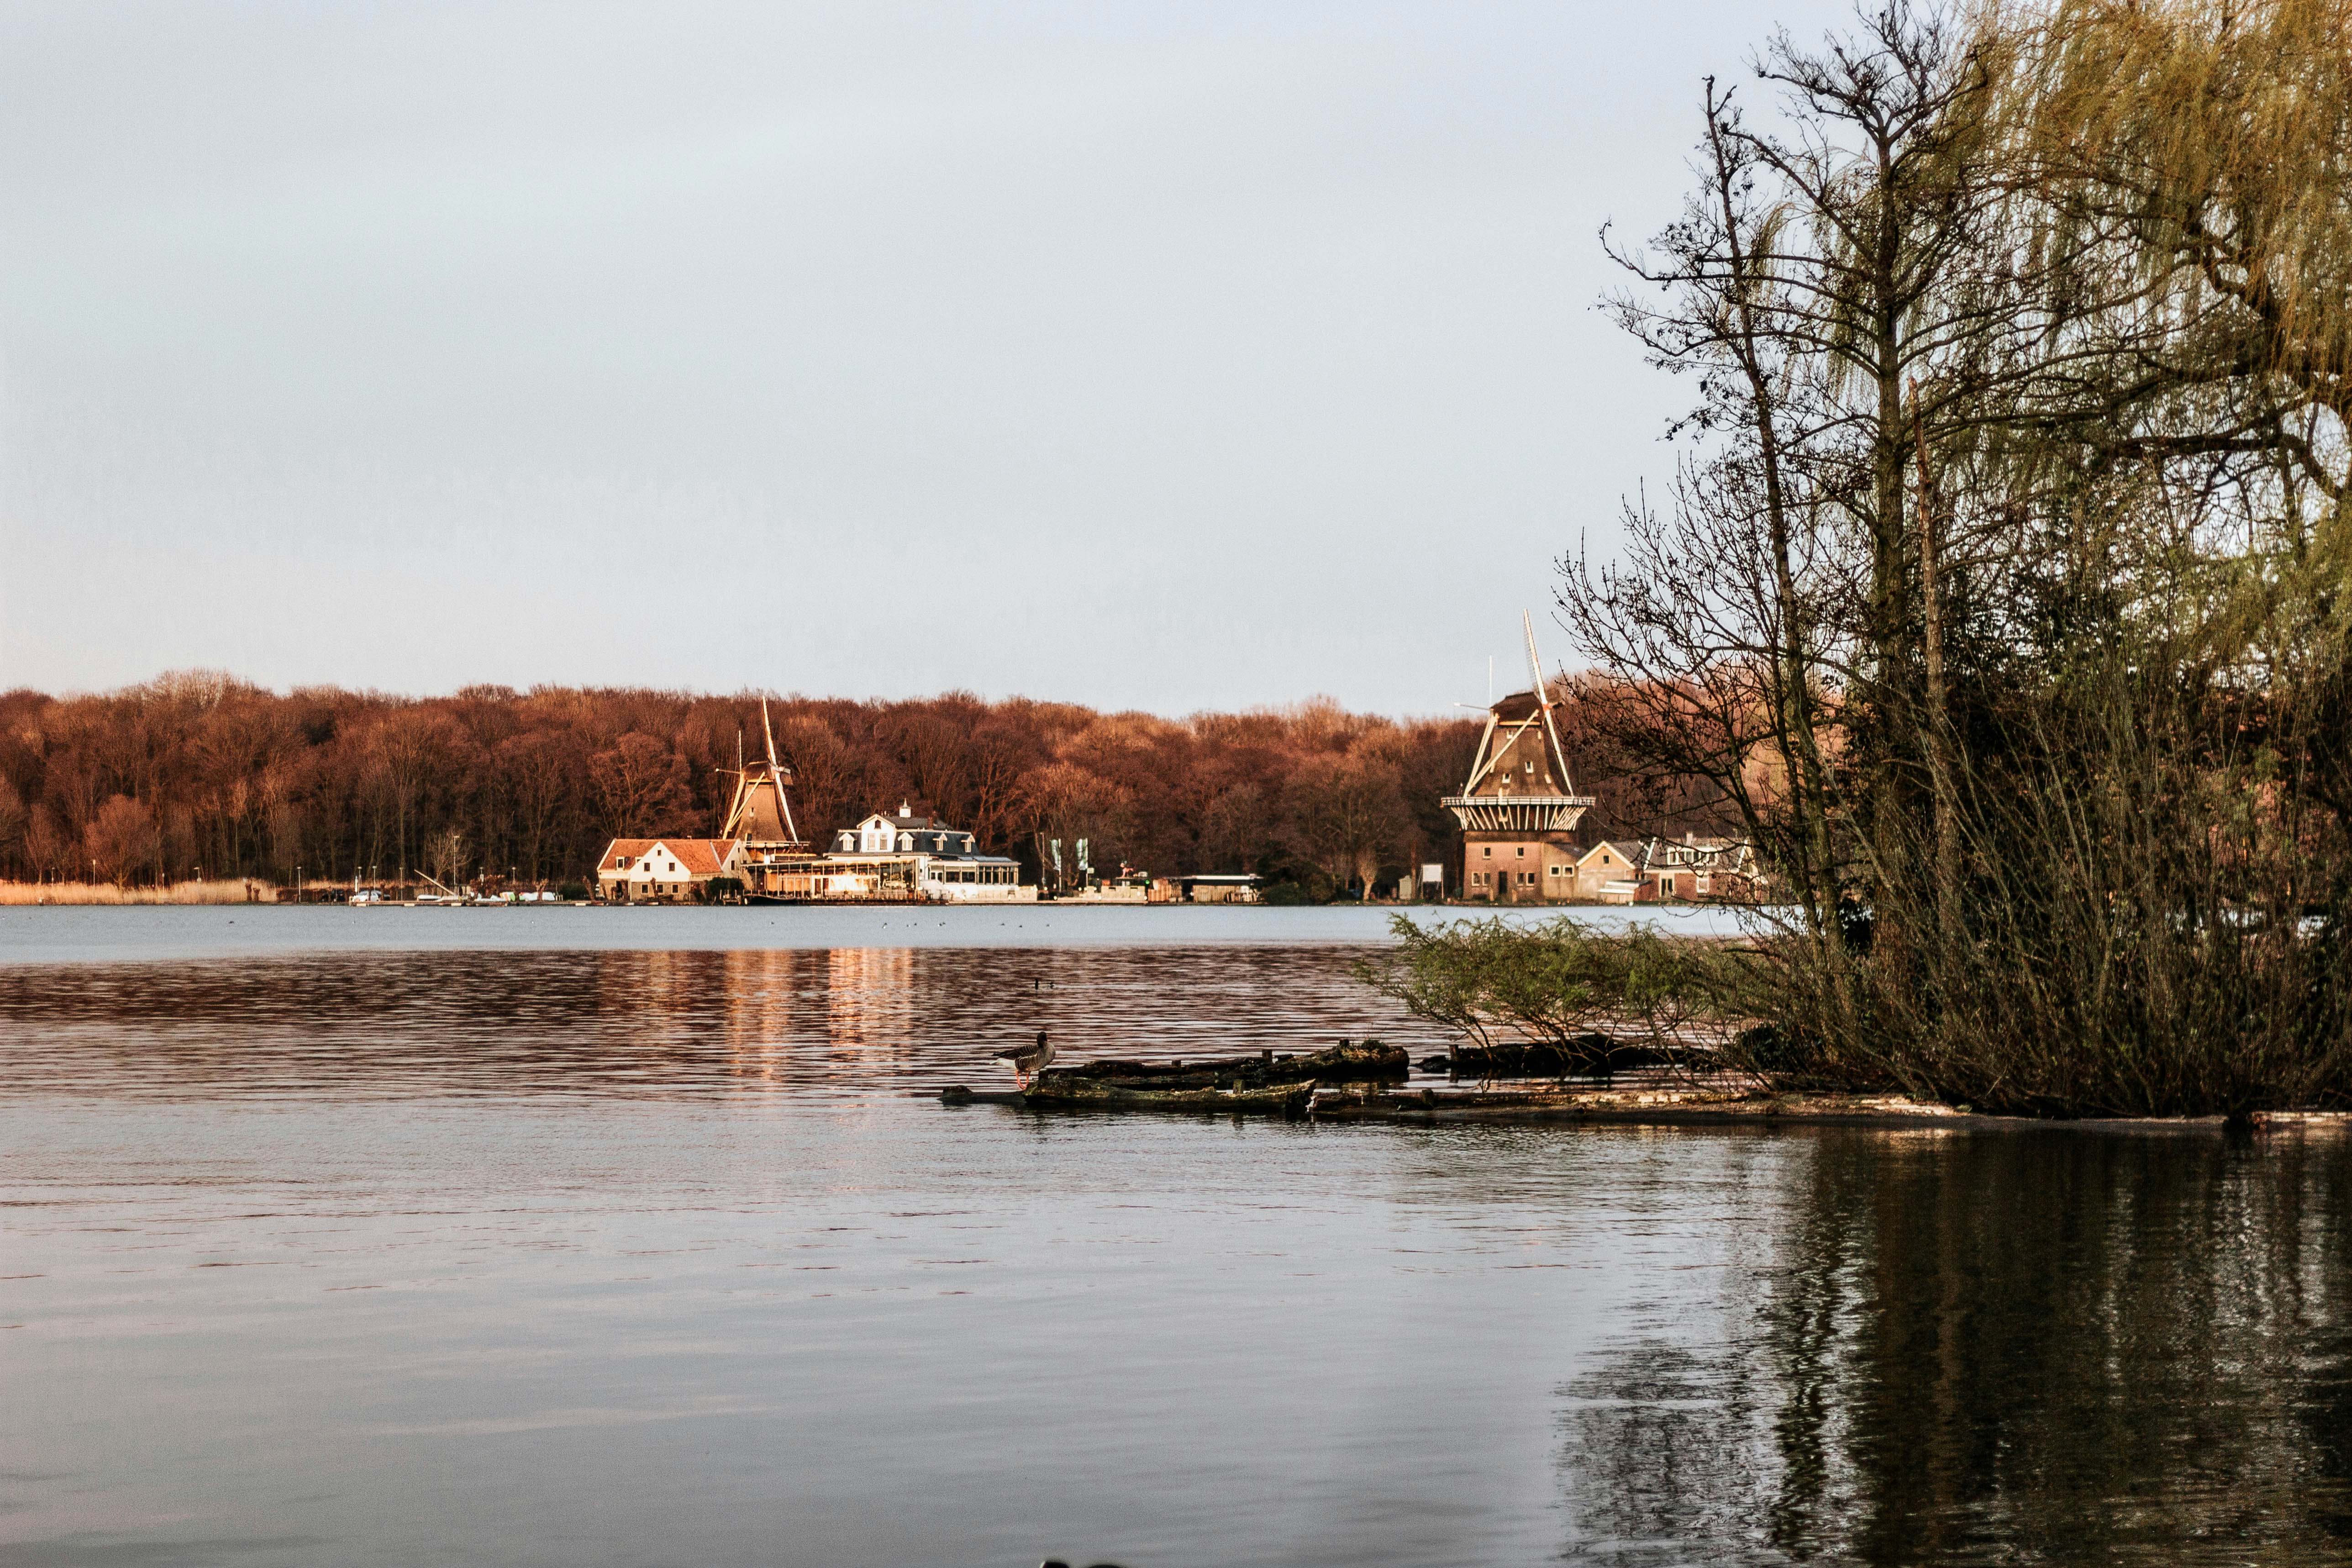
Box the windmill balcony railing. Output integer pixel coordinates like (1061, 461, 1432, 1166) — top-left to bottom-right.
(1442, 792, 1597, 832)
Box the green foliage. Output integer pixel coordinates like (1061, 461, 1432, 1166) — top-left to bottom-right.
(1354, 914, 1743, 1061)
(555, 881, 589, 901)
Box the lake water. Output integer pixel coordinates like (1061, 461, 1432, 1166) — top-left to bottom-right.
(3, 908, 2348, 1567)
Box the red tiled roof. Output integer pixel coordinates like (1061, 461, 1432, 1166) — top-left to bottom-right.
(661, 839, 739, 877)
(599, 838, 739, 875)
(602, 838, 658, 870)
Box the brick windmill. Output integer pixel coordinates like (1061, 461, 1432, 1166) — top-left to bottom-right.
(1442, 612, 1594, 901)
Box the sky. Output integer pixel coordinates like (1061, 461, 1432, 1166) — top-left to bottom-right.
(0, 0, 1853, 716)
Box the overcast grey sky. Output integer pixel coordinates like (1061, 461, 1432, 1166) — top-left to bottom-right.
(0, 1, 1849, 714)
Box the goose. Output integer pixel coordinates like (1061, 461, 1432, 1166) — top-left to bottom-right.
(993, 1030, 1055, 1089)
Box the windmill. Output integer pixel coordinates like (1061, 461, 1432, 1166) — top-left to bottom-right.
(719, 698, 806, 850)
(1440, 612, 1594, 901)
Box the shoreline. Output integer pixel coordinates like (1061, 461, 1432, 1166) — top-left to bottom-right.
(1310, 1084, 2351, 1131)
(947, 1077, 2352, 1131)
(0, 879, 1772, 915)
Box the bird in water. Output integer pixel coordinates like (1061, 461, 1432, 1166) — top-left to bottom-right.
(993, 1029, 1055, 1089)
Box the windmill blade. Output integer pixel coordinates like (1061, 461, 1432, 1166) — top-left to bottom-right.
(762, 698, 800, 843)
(1523, 610, 1577, 796)
(1462, 709, 1499, 793)
(719, 771, 744, 839)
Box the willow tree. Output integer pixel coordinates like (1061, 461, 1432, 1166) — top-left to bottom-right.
(1571, 0, 2352, 1114)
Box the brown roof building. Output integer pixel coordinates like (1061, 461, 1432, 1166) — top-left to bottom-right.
(596, 837, 747, 903)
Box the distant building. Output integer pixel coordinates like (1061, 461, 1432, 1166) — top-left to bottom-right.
(596, 838, 747, 903)
(1153, 873, 1262, 905)
(1571, 840, 1645, 903)
(736, 802, 1026, 904)
(1443, 617, 1595, 902)
(832, 806, 979, 857)
(1633, 834, 1763, 902)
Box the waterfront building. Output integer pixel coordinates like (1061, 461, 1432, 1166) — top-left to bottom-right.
(1443, 615, 1594, 902)
(1152, 873, 1263, 905)
(832, 806, 979, 857)
(1633, 834, 1763, 902)
(726, 802, 1031, 904)
(597, 837, 747, 902)
(1570, 839, 1645, 903)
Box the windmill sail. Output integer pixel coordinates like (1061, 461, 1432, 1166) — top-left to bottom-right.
(1522, 610, 1576, 797)
(761, 699, 800, 844)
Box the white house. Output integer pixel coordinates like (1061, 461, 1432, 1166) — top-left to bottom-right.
(817, 804, 1031, 904)
(832, 805, 979, 857)
(596, 837, 747, 903)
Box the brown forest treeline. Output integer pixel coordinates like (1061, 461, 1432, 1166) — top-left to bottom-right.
(0, 673, 1706, 894)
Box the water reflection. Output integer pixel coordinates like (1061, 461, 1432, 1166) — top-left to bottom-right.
(0, 944, 1445, 1102)
(1559, 1125, 2352, 1565)
(8, 946, 2352, 1565)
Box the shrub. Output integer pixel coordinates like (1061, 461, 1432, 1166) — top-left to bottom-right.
(1354, 914, 1744, 1072)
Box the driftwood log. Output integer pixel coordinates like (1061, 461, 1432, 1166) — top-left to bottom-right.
(944, 1038, 1410, 1116)
(1018, 1078, 1314, 1117)
(1046, 1039, 1410, 1089)
(1416, 1035, 1710, 1079)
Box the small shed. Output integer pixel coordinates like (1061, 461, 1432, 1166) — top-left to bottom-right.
(1174, 873, 1263, 905)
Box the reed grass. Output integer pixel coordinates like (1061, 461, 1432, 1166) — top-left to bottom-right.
(0, 879, 268, 906)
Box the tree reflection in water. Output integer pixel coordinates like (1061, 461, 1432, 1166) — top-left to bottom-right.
(1559, 1125, 2352, 1566)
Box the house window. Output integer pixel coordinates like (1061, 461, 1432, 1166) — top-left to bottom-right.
(1524, 760, 1535, 773)
(1515, 847, 1525, 858)
(1482, 847, 1492, 858)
